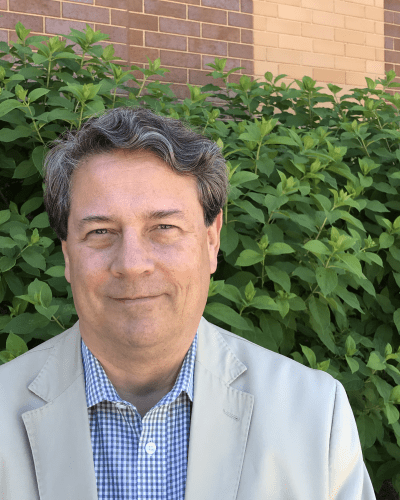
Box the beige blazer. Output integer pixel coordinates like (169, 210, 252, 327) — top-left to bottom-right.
(0, 316, 376, 499)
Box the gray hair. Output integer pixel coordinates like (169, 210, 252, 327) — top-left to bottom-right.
(43, 106, 230, 241)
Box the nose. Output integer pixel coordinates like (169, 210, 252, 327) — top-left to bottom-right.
(110, 228, 155, 278)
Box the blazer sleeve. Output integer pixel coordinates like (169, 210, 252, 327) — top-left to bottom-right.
(329, 379, 377, 500)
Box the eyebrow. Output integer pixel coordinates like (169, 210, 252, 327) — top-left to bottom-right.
(77, 209, 187, 231)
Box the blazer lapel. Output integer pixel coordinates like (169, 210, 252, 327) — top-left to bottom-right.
(21, 321, 98, 500)
(184, 317, 254, 500)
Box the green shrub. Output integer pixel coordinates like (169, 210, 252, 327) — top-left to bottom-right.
(1, 21, 400, 496)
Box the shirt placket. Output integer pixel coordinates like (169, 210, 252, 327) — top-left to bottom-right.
(137, 404, 168, 500)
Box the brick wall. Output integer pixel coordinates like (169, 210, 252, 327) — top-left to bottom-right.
(0, 0, 254, 99)
(0, 0, 395, 97)
(385, 0, 400, 83)
(253, 0, 385, 94)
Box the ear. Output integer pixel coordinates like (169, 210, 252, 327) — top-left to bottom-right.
(208, 209, 223, 275)
(61, 240, 71, 284)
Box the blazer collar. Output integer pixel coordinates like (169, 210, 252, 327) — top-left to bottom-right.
(22, 317, 254, 500)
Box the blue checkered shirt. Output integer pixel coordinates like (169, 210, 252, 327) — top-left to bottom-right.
(81, 331, 198, 500)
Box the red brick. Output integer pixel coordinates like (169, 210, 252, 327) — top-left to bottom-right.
(0, 29, 8, 42)
(95, 24, 128, 44)
(129, 45, 159, 63)
(386, 49, 400, 63)
(241, 58, 253, 75)
(188, 5, 227, 25)
(241, 0, 253, 13)
(127, 12, 158, 30)
(10, 0, 59, 16)
(148, 66, 187, 83)
(62, 2, 109, 23)
(146, 32, 187, 51)
(129, 0, 143, 10)
(394, 38, 400, 50)
(385, 10, 394, 23)
(228, 42, 252, 59)
(97, 0, 125, 7)
(111, 9, 126, 26)
(160, 49, 201, 68)
(129, 28, 143, 45)
(386, 0, 400, 12)
(171, 0, 199, 3)
(169, 83, 190, 99)
(188, 37, 227, 55)
(385, 62, 394, 72)
(202, 54, 241, 70)
(144, 0, 186, 19)
(394, 12, 400, 25)
(241, 28, 252, 44)
(98, 41, 128, 61)
(228, 11, 252, 28)
(385, 23, 400, 37)
(386, 37, 394, 49)
(160, 18, 200, 36)
(202, 23, 240, 42)
(202, 0, 239, 10)
(0, 12, 43, 31)
(46, 17, 91, 34)
(0, 0, 6, 9)
(189, 69, 225, 86)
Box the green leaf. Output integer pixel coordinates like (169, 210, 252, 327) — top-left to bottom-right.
(6, 332, 28, 357)
(265, 265, 291, 292)
(235, 249, 264, 266)
(251, 295, 279, 310)
(336, 253, 364, 279)
(27, 278, 53, 307)
(303, 240, 330, 255)
(34, 304, 59, 320)
(395, 309, 400, 334)
(204, 302, 252, 331)
(367, 352, 386, 371)
(0, 99, 23, 118)
(30, 212, 49, 228)
(2, 313, 49, 334)
(21, 247, 46, 270)
(13, 159, 37, 178)
(44, 266, 66, 277)
(0, 256, 16, 273)
(316, 267, 338, 296)
(28, 88, 50, 102)
(32, 145, 46, 176)
(0, 236, 18, 249)
(20, 197, 43, 216)
(379, 232, 395, 249)
(300, 345, 317, 368)
(0, 210, 11, 225)
(234, 200, 265, 223)
(3, 127, 33, 144)
(267, 242, 295, 255)
(345, 355, 359, 374)
(230, 171, 258, 187)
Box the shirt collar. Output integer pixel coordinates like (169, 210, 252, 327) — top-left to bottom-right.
(81, 331, 198, 409)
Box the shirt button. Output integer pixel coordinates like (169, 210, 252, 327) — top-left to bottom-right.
(145, 442, 156, 455)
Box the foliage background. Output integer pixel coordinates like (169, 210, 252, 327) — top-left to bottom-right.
(1, 22, 400, 497)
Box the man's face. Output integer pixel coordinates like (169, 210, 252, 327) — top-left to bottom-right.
(61, 149, 223, 354)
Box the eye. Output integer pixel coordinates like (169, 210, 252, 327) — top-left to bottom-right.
(88, 225, 176, 236)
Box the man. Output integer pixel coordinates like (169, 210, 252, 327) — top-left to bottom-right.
(0, 107, 376, 499)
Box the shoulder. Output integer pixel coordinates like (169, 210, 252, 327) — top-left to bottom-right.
(0, 323, 78, 380)
(209, 321, 338, 391)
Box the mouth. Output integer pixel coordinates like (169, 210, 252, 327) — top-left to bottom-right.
(112, 296, 160, 303)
